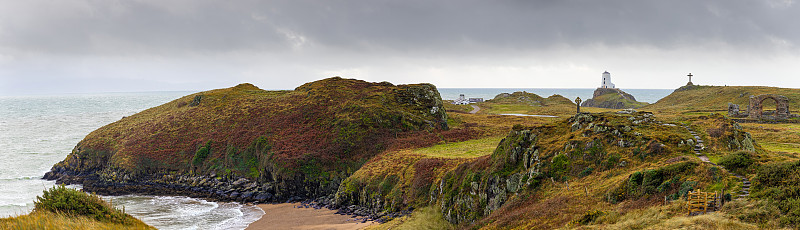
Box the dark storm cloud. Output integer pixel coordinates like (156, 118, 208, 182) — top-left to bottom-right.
(1, 0, 797, 56)
(1, 0, 799, 95)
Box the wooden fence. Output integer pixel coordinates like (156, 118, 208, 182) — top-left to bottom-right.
(687, 191, 718, 215)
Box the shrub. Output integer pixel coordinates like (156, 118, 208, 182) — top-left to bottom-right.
(677, 181, 697, 198)
(707, 124, 730, 138)
(751, 160, 800, 228)
(570, 210, 605, 226)
(192, 142, 211, 166)
(641, 169, 665, 194)
(627, 171, 643, 197)
(647, 141, 665, 155)
(550, 154, 570, 179)
(34, 186, 136, 224)
(603, 153, 620, 170)
(578, 167, 593, 178)
(718, 151, 754, 175)
(614, 162, 698, 202)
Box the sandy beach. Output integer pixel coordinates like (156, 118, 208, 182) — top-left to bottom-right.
(245, 203, 377, 230)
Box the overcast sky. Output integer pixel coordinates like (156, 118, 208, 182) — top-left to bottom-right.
(1, 0, 799, 95)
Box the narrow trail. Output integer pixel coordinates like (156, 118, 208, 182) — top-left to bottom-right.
(469, 105, 480, 114)
(682, 125, 751, 200)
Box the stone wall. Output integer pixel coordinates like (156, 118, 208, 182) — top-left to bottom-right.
(747, 94, 790, 120)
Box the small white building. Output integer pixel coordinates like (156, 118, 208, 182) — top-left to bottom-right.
(469, 98, 484, 103)
(453, 94, 469, 105)
(601, 71, 616, 88)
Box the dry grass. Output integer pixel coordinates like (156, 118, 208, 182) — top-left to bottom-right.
(366, 206, 454, 230)
(569, 200, 758, 230)
(0, 211, 154, 230)
(55, 77, 455, 183)
(414, 136, 504, 158)
(645, 85, 800, 117)
(741, 123, 800, 161)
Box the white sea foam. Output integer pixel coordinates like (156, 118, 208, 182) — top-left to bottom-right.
(1, 92, 264, 228)
(107, 195, 263, 230)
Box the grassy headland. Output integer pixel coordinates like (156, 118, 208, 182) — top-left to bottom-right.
(582, 88, 649, 109)
(45, 77, 457, 202)
(646, 85, 800, 116)
(39, 79, 800, 229)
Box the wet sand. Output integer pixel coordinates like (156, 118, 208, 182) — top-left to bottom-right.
(245, 203, 376, 230)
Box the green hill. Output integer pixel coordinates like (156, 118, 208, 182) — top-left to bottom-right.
(41, 78, 800, 229)
(44, 77, 452, 201)
(581, 88, 649, 109)
(474, 91, 579, 115)
(347, 112, 769, 228)
(646, 85, 800, 115)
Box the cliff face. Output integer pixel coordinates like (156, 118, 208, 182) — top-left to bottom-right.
(581, 88, 648, 109)
(43, 77, 449, 203)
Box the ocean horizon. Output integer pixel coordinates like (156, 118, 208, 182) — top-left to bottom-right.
(438, 88, 673, 104)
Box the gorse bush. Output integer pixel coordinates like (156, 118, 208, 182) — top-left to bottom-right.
(609, 162, 698, 203)
(718, 151, 754, 175)
(751, 160, 800, 227)
(550, 154, 570, 180)
(34, 185, 135, 225)
(192, 141, 211, 166)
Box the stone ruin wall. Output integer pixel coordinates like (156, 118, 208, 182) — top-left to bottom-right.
(728, 94, 797, 120)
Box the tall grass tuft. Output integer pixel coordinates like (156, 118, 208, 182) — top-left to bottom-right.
(0, 186, 154, 229)
(34, 185, 135, 224)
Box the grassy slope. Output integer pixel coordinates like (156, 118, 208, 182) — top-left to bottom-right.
(362, 85, 800, 229)
(1, 211, 153, 230)
(52, 77, 449, 182)
(741, 123, 800, 159)
(332, 109, 554, 222)
(365, 206, 453, 230)
(363, 109, 771, 229)
(461, 113, 744, 229)
(590, 92, 649, 109)
(645, 85, 800, 115)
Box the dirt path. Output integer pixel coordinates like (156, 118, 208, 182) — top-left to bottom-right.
(469, 105, 480, 114)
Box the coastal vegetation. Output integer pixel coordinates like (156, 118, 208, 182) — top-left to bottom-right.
(45, 77, 454, 202)
(39, 78, 800, 229)
(646, 85, 800, 116)
(1, 186, 153, 229)
(466, 91, 587, 115)
(582, 88, 649, 109)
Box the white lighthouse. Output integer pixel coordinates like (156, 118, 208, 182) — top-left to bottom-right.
(600, 71, 615, 88)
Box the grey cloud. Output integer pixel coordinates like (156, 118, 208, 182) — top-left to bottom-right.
(1, 0, 798, 57)
(1, 0, 799, 95)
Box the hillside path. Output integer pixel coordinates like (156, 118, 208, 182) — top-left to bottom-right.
(469, 105, 480, 114)
(682, 125, 751, 200)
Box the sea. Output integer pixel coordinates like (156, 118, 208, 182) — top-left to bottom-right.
(0, 88, 672, 229)
(0, 92, 263, 230)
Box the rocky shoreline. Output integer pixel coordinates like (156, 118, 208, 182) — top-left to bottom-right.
(42, 167, 402, 223)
